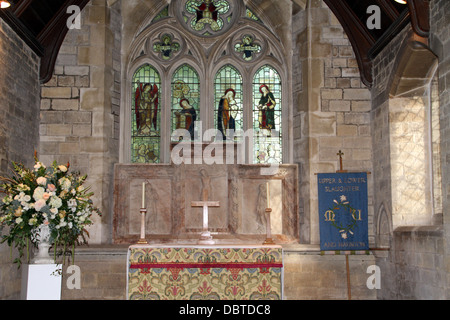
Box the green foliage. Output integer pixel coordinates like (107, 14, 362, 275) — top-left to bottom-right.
(0, 155, 101, 267)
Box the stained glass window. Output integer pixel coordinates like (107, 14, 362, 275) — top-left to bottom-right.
(132, 65, 161, 163)
(171, 64, 201, 141)
(253, 65, 282, 164)
(185, 0, 231, 35)
(245, 8, 261, 22)
(234, 34, 262, 61)
(214, 65, 243, 140)
(152, 6, 169, 23)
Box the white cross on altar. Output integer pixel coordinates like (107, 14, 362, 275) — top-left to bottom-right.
(191, 200, 220, 244)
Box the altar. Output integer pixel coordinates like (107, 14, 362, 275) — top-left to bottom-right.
(127, 244, 283, 300)
(113, 163, 298, 244)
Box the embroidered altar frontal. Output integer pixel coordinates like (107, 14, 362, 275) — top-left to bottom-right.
(127, 245, 283, 300)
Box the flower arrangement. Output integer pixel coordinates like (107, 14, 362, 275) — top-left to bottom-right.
(0, 153, 101, 267)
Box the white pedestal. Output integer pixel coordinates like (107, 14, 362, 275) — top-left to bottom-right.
(21, 264, 62, 300)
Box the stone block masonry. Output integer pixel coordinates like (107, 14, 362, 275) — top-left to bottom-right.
(292, 1, 373, 246)
(39, 2, 122, 244)
(0, 19, 41, 299)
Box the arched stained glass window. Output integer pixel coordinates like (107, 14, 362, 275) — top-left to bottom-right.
(253, 65, 282, 164)
(132, 64, 161, 163)
(171, 64, 201, 141)
(214, 65, 243, 140)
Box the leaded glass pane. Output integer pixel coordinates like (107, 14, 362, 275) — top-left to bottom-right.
(132, 65, 161, 163)
(152, 6, 169, 23)
(245, 8, 261, 22)
(214, 65, 243, 140)
(185, 0, 231, 35)
(253, 65, 282, 164)
(171, 64, 200, 141)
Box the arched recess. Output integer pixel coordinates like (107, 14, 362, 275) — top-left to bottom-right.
(376, 203, 392, 248)
(388, 33, 441, 228)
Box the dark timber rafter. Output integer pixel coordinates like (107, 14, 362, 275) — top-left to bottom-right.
(0, 0, 430, 86)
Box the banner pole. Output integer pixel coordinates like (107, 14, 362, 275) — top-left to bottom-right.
(345, 254, 351, 300)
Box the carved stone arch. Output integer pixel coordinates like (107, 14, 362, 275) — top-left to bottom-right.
(388, 31, 438, 98)
(249, 58, 286, 84)
(133, 3, 175, 41)
(386, 30, 441, 227)
(128, 58, 165, 82)
(167, 59, 206, 82)
(376, 203, 392, 248)
(208, 27, 285, 75)
(210, 54, 247, 79)
(128, 36, 150, 66)
(244, 1, 278, 38)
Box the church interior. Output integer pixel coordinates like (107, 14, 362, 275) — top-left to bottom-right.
(0, 0, 449, 300)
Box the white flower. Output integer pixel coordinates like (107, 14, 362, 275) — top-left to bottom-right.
(23, 195, 31, 202)
(34, 199, 47, 212)
(68, 199, 77, 207)
(49, 196, 62, 209)
(341, 232, 348, 239)
(340, 195, 347, 202)
(33, 187, 45, 201)
(36, 177, 47, 186)
(20, 201, 31, 211)
(15, 217, 23, 224)
(58, 177, 71, 190)
(58, 165, 67, 172)
(57, 221, 67, 229)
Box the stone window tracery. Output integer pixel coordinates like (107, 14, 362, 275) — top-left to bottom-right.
(127, 0, 288, 165)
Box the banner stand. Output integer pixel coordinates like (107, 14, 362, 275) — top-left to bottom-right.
(316, 150, 371, 300)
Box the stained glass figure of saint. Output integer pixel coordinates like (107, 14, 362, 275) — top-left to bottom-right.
(175, 98, 197, 140)
(171, 65, 200, 141)
(217, 88, 238, 139)
(132, 65, 161, 163)
(135, 82, 159, 133)
(253, 66, 282, 164)
(257, 84, 276, 131)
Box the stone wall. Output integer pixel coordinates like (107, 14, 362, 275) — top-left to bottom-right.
(0, 19, 41, 299)
(292, 1, 373, 245)
(60, 246, 127, 300)
(39, 0, 121, 244)
(284, 247, 376, 300)
(376, 227, 444, 299)
(429, 0, 450, 298)
(370, 0, 449, 300)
